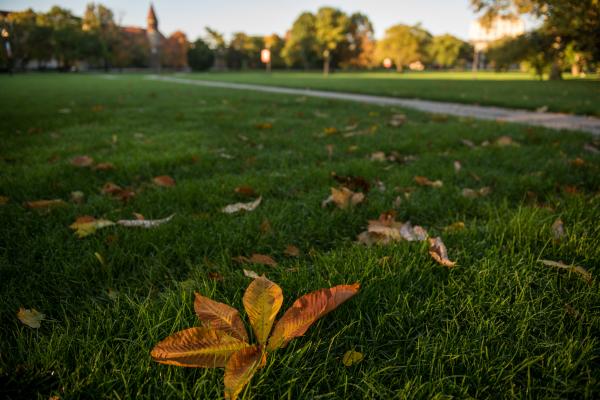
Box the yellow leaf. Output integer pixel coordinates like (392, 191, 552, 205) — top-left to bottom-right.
(17, 307, 44, 328)
(224, 346, 266, 400)
(242, 276, 283, 344)
(151, 327, 249, 368)
(268, 283, 360, 351)
(342, 350, 364, 366)
(194, 293, 249, 342)
(69, 217, 114, 238)
(322, 187, 365, 209)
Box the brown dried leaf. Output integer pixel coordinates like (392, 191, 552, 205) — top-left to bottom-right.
(151, 327, 249, 368)
(25, 199, 67, 210)
(322, 187, 365, 209)
(428, 237, 456, 268)
(414, 176, 443, 188)
(234, 186, 257, 197)
(17, 307, 45, 328)
(93, 162, 115, 171)
(551, 218, 565, 241)
(284, 245, 300, 257)
(71, 155, 94, 167)
(153, 175, 176, 187)
(540, 260, 592, 284)
(462, 187, 492, 199)
(194, 293, 249, 342)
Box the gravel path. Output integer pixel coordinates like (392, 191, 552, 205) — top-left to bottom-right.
(146, 75, 600, 136)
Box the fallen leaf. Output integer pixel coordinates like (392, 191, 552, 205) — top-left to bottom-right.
(17, 307, 44, 328)
(208, 272, 224, 281)
(357, 212, 428, 245)
(370, 152, 387, 162)
(388, 114, 406, 127)
(234, 186, 257, 197)
(255, 122, 273, 130)
(322, 187, 365, 209)
(25, 199, 67, 210)
(235, 254, 278, 267)
(414, 176, 443, 188)
(0, 196, 9, 205)
(540, 260, 592, 284)
(570, 158, 585, 167)
(71, 155, 94, 167)
(222, 197, 262, 214)
(461, 139, 476, 148)
(428, 237, 456, 268)
(243, 269, 261, 279)
(495, 136, 518, 147)
(462, 187, 492, 199)
(117, 214, 174, 228)
(70, 191, 85, 204)
(444, 221, 466, 232)
(93, 162, 115, 171)
(332, 173, 370, 193)
(324, 127, 339, 136)
(133, 212, 145, 220)
(551, 218, 565, 241)
(70, 216, 115, 238)
(284, 245, 300, 257)
(454, 161, 462, 174)
(151, 278, 359, 400)
(195, 293, 249, 342)
(101, 182, 135, 202)
(342, 350, 364, 366)
(153, 175, 176, 187)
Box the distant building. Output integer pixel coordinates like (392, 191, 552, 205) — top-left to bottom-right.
(146, 4, 163, 70)
(469, 17, 525, 70)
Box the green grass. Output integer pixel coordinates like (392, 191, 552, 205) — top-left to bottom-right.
(1, 73, 599, 399)
(180, 71, 600, 117)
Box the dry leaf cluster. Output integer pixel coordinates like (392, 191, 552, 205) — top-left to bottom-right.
(151, 276, 359, 399)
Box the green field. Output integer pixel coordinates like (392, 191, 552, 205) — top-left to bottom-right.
(180, 71, 600, 117)
(1, 74, 599, 399)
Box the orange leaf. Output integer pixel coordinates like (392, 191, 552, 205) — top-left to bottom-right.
(194, 293, 249, 342)
(235, 186, 257, 197)
(243, 276, 283, 344)
(284, 245, 300, 257)
(224, 346, 266, 400)
(151, 327, 249, 368)
(153, 175, 176, 187)
(267, 283, 360, 351)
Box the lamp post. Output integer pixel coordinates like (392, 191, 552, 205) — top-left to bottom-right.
(261, 49, 271, 74)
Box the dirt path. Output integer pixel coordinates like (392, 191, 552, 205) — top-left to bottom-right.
(145, 75, 600, 136)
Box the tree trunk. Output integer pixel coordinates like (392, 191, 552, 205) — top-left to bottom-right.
(323, 54, 330, 76)
(396, 63, 403, 73)
(549, 61, 563, 80)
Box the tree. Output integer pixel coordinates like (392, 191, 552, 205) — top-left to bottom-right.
(227, 32, 263, 69)
(470, 0, 600, 78)
(205, 27, 226, 70)
(188, 38, 214, 71)
(428, 34, 472, 68)
(314, 7, 350, 75)
(162, 31, 188, 69)
(3, 9, 43, 69)
(339, 13, 376, 69)
(39, 7, 83, 71)
(282, 12, 318, 70)
(82, 3, 120, 70)
(375, 24, 432, 72)
(264, 34, 285, 69)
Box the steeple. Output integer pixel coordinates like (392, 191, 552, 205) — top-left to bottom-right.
(147, 3, 158, 32)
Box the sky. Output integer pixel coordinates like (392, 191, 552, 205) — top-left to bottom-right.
(0, 0, 519, 40)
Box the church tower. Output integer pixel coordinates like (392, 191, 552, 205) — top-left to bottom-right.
(147, 4, 162, 71)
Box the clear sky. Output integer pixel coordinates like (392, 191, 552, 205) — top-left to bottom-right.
(0, 0, 510, 40)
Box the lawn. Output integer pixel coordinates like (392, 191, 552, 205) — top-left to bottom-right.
(180, 71, 600, 117)
(0, 73, 599, 399)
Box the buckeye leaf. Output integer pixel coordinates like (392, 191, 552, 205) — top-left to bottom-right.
(194, 293, 249, 342)
(224, 346, 266, 400)
(242, 276, 283, 344)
